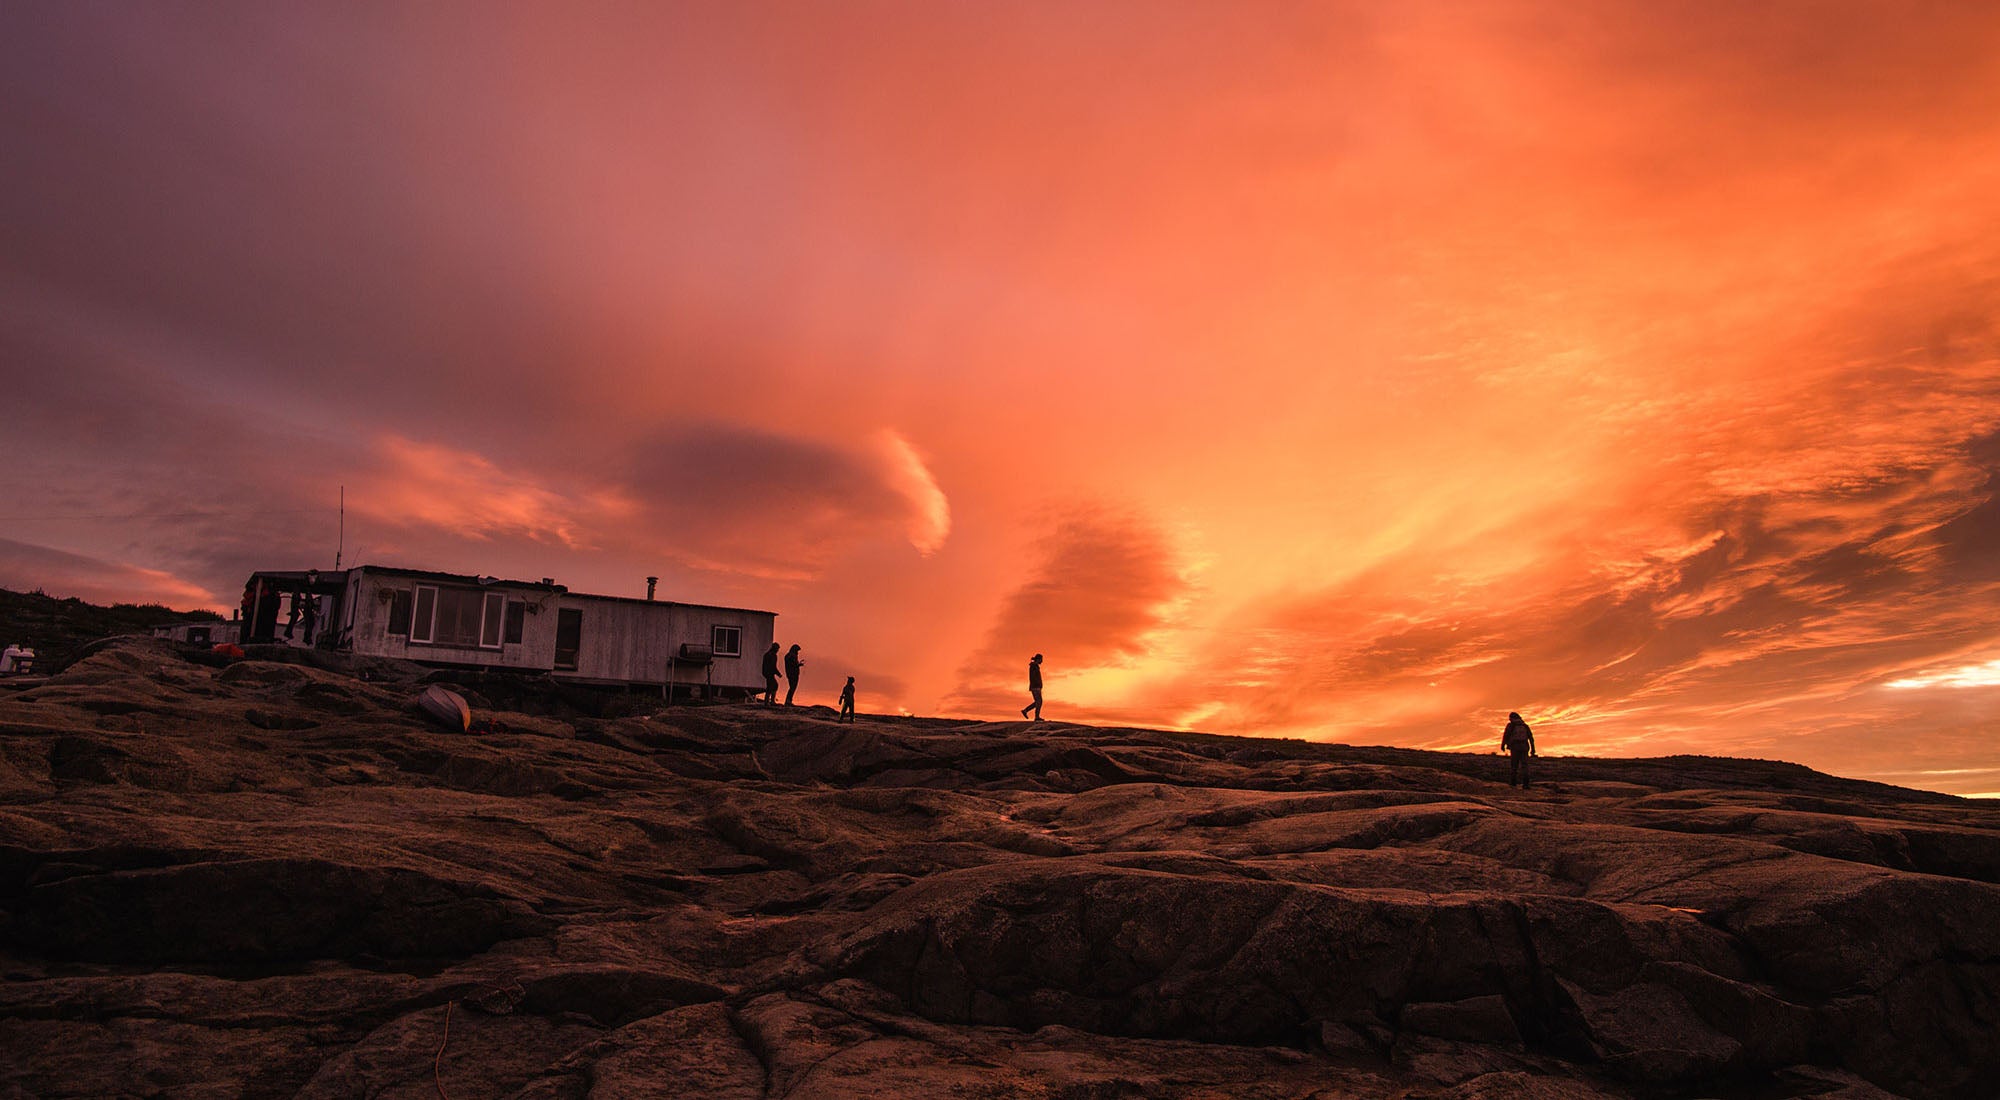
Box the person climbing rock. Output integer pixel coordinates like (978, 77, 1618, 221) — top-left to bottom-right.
(1501, 711, 1537, 787)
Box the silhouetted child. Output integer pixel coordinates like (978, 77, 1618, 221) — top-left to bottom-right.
(838, 677, 856, 722)
(761, 643, 781, 704)
(1021, 653, 1043, 721)
(784, 644, 804, 705)
(1501, 711, 1536, 787)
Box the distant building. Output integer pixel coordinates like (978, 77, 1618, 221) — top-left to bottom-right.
(150, 619, 240, 647)
(239, 565, 776, 699)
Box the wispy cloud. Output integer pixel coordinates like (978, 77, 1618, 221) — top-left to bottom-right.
(1885, 658, 2000, 691)
(357, 435, 600, 548)
(877, 430, 950, 556)
(0, 538, 218, 608)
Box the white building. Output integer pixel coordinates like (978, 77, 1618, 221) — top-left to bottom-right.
(240, 565, 776, 698)
(150, 619, 241, 647)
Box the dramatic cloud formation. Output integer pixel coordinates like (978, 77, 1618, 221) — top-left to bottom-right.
(5, 2, 2000, 792)
(357, 436, 602, 550)
(949, 508, 1193, 716)
(610, 423, 953, 578)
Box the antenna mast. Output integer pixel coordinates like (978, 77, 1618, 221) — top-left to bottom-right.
(335, 485, 345, 570)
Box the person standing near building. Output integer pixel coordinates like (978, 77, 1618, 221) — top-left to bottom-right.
(838, 676, 856, 723)
(1501, 711, 1536, 787)
(784, 644, 804, 706)
(761, 643, 781, 704)
(1020, 653, 1044, 721)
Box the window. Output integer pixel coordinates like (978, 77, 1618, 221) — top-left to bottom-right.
(387, 589, 413, 635)
(433, 589, 484, 647)
(410, 587, 437, 643)
(410, 585, 506, 649)
(711, 625, 740, 657)
(478, 592, 505, 648)
(504, 601, 525, 645)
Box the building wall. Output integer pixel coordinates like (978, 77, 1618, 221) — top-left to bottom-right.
(708, 605, 776, 692)
(552, 596, 774, 691)
(344, 569, 560, 671)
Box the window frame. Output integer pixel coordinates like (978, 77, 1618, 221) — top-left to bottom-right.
(408, 584, 506, 649)
(410, 585, 438, 643)
(478, 591, 506, 649)
(711, 625, 741, 657)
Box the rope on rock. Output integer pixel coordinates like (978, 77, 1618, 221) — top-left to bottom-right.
(431, 983, 521, 1098)
(433, 1000, 454, 1100)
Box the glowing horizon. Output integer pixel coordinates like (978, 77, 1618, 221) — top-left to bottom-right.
(4, 3, 1999, 795)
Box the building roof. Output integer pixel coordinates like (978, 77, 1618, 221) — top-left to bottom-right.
(354, 565, 568, 591)
(250, 564, 772, 616)
(251, 566, 565, 592)
(564, 590, 777, 617)
(245, 570, 354, 594)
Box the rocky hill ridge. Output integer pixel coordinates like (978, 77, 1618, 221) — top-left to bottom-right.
(2, 638, 1996, 1098)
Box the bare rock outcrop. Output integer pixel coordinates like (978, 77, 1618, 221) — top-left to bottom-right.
(1, 637, 1995, 1098)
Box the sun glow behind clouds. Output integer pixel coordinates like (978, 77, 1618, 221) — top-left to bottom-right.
(1886, 659, 2000, 690)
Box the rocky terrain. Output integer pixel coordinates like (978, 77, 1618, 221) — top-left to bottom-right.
(2, 638, 1997, 1099)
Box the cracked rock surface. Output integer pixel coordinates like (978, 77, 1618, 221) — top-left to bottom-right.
(2, 638, 1996, 1098)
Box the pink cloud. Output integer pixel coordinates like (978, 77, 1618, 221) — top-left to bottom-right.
(0, 538, 218, 610)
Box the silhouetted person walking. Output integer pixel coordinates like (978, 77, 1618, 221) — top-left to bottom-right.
(760, 643, 781, 704)
(1502, 711, 1536, 787)
(784, 644, 804, 705)
(838, 677, 856, 723)
(1021, 653, 1044, 721)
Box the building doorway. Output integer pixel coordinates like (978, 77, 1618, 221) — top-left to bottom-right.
(554, 608, 583, 671)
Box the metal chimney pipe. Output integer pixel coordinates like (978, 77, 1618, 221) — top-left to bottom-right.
(646, 576, 659, 601)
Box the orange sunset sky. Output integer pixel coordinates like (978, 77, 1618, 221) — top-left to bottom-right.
(3, 3, 1999, 795)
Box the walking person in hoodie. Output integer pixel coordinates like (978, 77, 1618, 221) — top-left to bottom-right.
(760, 643, 781, 705)
(1020, 653, 1044, 722)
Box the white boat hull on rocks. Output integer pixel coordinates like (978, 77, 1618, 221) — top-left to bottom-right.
(417, 684, 470, 732)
